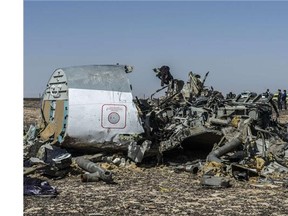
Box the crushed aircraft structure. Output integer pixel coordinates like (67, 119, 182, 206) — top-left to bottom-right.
(38, 65, 144, 152)
(24, 64, 288, 190)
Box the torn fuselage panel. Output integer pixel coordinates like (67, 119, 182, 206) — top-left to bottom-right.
(40, 65, 144, 149)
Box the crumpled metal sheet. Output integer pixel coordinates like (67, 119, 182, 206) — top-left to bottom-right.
(135, 68, 288, 185)
(24, 65, 288, 187)
(128, 140, 151, 163)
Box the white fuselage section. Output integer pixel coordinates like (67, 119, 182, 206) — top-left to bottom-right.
(66, 88, 144, 143)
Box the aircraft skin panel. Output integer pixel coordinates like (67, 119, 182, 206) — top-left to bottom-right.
(42, 100, 51, 123)
(53, 100, 65, 141)
(66, 88, 144, 143)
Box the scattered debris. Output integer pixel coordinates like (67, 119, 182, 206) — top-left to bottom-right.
(127, 140, 151, 163)
(24, 176, 58, 197)
(75, 157, 113, 183)
(23, 64, 288, 190)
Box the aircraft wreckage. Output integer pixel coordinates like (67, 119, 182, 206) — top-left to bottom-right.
(24, 64, 288, 189)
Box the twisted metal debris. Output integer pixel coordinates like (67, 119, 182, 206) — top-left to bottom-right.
(24, 64, 288, 188)
(133, 66, 288, 186)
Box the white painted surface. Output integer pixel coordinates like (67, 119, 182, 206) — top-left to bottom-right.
(66, 88, 144, 143)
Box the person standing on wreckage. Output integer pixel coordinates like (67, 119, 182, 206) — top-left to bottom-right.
(265, 89, 270, 98)
(278, 89, 283, 111)
(282, 89, 287, 110)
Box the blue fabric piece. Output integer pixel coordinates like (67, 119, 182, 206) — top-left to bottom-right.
(24, 176, 58, 197)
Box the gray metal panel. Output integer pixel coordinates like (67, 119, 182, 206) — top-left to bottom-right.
(61, 65, 132, 92)
(43, 69, 68, 100)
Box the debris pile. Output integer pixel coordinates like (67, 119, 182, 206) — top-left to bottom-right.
(23, 64, 288, 194)
(133, 66, 288, 187)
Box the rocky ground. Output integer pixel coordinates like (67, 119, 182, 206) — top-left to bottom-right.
(23, 99, 288, 216)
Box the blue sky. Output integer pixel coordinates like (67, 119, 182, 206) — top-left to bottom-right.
(24, 1, 288, 98)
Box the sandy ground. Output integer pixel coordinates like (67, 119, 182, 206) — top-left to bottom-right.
(24, 99, 288, 216)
